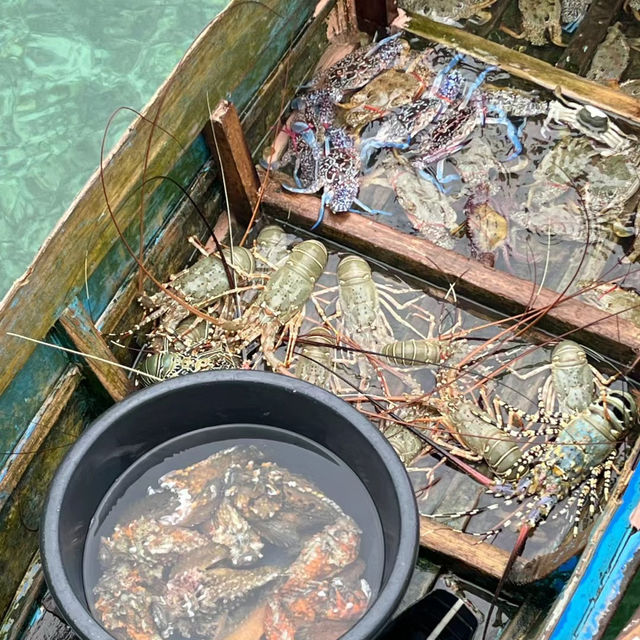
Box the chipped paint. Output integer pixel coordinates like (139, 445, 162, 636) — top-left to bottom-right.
(547, 463, 640, 639)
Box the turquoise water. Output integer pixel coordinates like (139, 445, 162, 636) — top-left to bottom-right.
(0, 0, 227, 297)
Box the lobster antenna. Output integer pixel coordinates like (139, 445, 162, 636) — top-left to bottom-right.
(7, 332, 162, 381)
(481, 524, 531, 640)
(294, 349, 494, 487)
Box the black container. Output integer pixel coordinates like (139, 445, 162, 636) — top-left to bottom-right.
(41, 370, 419, 640)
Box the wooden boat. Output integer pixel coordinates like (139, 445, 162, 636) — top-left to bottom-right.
(1, 1, 640, 639)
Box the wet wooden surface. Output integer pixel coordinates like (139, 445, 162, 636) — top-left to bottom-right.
(0, 553, 44, 640)
(259, 169, 640, 369)
(0, 0, 326, 402)
(0, 368, 81, 516)
(59, 302, 132, 401)
(401, 12, 640, 123)
(0, 387, 96, 619)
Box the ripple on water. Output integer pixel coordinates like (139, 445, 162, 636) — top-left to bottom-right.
(0, 0, 227, 295)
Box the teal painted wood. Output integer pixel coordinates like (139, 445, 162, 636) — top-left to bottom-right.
(77, 135, 210, 322)
(0, 0, 319, 468)
(0, 343, 67, 468)
(547, 464, 640, 639)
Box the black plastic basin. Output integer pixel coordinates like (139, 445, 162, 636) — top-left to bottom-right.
(41, 370, 418, 640)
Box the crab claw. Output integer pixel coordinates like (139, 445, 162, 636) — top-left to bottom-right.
(365, 31, 404, 58)
(311, 191, 332, 230)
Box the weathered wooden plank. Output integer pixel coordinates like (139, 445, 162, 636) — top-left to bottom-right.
(99, 0, 348, 352)
(0, 553, 44, 640)
(78, 135, 211, 320)
(400, 12, 640, 123)
(241, 0, 338, 157)
(59, 301, 133, 401)
(0, 0, 320, 401)
(539, 434, 640, 640)
(20, 594, 75, 640)
(0, 387, 96, 618)
(395, 553, 441, 615)
(97, 160, 220, 338)
(354, 0, 394, 35)
(501, 596, 548, 640)
(556, 0, 625, 75)
(419, 515, 587, 587)
(207, 101, 260, 222)
(259, 170, 640, 367)
(419, 516, 525, 584)
(0, 348, 67, 468)
(0, 367, 81, 513)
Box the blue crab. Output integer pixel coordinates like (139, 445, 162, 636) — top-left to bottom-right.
(262, 121, 321, 189)
(409, 93, 522, 190)
(358, 55, 469, 165)
(283, 125, 392, 229)
(309, 33, 411, 101)
(299, 33, 411, 131)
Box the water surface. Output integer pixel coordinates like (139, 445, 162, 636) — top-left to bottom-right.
(1, 0, 227, 296)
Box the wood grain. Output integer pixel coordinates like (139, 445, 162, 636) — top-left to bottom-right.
(259, 169, 640, 367)
(19, 594, 75, 640)
(97, 162, 220, 339)
(354, 0, 392, 34)
(0, 0, 320, 401)
(419, 516, 587, 585)
(0, 388, 92, 618)
(59, 300, 133, 401)
(207, 101, 260, 222)
(419, 516, 525, 583)
(0, 553, 44, 640)
(0, 367, 81, 513)
(402, 12, 640, 123)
